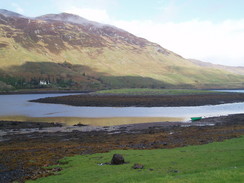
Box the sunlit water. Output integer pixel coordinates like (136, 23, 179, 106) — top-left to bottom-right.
(0, 90, 243, 126)
(212, 89, 244, 93)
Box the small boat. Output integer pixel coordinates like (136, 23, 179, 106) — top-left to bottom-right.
(191, 117, 202, 121)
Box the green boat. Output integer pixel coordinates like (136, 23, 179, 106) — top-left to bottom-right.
(191, 117, 202, 121)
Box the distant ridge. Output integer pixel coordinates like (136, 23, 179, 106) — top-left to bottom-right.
(36, 13, 104, 27)
(0, 9, 26, 18)
(189, 59, 244, 75)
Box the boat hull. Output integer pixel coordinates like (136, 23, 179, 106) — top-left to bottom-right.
(191, 117, 202, 121)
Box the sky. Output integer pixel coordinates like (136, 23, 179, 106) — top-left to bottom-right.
(1, 0, 244, 66)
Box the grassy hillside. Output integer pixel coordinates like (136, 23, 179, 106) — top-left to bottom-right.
(0, 62, 171, 91)
(28, 136, 244, 183)
(0, 61, 243, 92)
(1, 37, 244, 89)
(1, 12, 244, 90)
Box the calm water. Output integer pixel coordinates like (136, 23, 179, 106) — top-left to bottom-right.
(0, 90, 243, 125)
(213, 89, 244, 93)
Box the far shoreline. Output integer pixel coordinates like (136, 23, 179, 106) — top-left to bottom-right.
(1, 88, 244, 95)
(0, 90, 93, 95)
(30, 92, 244, 107)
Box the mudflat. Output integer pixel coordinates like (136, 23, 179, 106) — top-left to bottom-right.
(31, 93, 244, 107)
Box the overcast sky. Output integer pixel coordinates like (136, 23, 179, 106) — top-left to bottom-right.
(1, 0, 244, 66)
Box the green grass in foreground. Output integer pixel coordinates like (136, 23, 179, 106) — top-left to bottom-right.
(95, 88, 220, 95)
(29, 136, 244, 183)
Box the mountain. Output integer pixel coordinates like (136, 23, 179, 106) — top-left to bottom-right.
(0, 9, 244, 90)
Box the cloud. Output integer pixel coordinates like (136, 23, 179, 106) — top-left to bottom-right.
(54, 0, 116, 23)
(65, 7, 110, 23)
(112, 19, 244, 66)
(11, 3, 24, 14)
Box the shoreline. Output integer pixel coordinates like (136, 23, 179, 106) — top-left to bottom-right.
(0, 114, 243, 182)
(1, 88, 244, 95)
(0, 113, 243, 134)
(0, 90, 93, 95)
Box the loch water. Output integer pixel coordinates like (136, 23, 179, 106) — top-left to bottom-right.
(0, 90, 243, 125)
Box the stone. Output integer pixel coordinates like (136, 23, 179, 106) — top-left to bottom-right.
(111, 154, 125, 165)
(132, 163, 144, 169)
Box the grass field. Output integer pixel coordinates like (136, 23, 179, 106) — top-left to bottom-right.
(95, 88, 221, 95)
(28, 136, 244, 183)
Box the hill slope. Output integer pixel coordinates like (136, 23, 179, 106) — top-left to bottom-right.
(0, 9, 244, 90)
